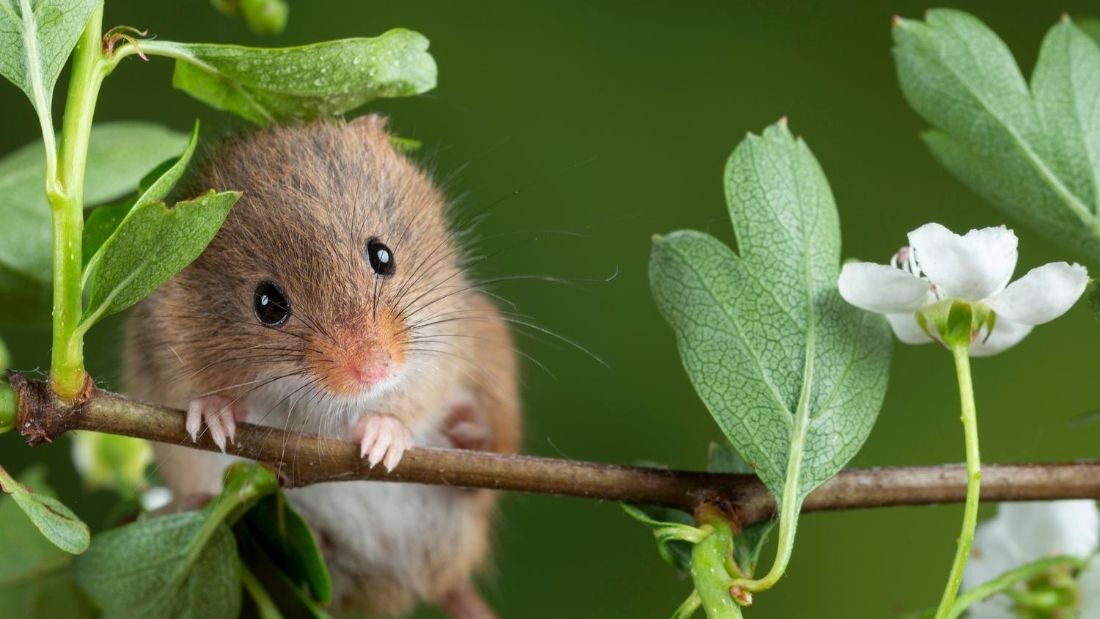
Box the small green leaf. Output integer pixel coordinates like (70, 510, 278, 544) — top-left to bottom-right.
(0, 465, 89, 554)
(650, 120, 892, 515)
(0, 122, 189, 324)
(236, 525, 335, 619)
(82, 122, 239, 325)
(894, 11, 1100, 266)
(621, 503, 699, 575)
(72, 463, 276, 619)
(243, 492, 332, 603)
(0, 467, 93, 618)
(152, 29, 436, 125)
(81, 201, 132, 268)
(0, 0, 98, 115)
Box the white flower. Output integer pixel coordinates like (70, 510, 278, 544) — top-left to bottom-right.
(838, 223, 1088, 356)
(963, 501, 1100, 618)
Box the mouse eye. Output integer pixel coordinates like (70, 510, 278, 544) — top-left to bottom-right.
(254, 281, 290, 327)
(366, 238, 395, 276)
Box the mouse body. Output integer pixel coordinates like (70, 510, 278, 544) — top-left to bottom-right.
(123, 117, 520, 618)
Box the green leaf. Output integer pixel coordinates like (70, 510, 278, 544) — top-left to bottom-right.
(82, 122, 239, 325)
(0, 464, 89, 554)
(236, 525, 335, 619)
(0, 467, 93, 618)
(649, 120, 891, 546)
(242, 492, 332, 603)
(151, 29, 436, 126)
(73, 511, 241, 619)
(81, 200, 131, 267)
(0, 0, 98, 114)
(72, 463, 277, 619)
(621, 503, 698, 575)
(894, 11, 1100, 266)
(0, 121, 189, 323)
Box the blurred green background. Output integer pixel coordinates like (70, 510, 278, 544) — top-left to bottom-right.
(3, 1, 1100, 617)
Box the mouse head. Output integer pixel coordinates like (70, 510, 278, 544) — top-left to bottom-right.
(160, 116, 469, 403)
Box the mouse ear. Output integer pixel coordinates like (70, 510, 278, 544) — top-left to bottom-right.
(349, 113, 389, 136)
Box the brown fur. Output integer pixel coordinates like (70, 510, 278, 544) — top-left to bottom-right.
(123, 116, 520, 618)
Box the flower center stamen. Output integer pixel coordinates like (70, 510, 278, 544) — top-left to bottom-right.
(890, 246, 922, 277)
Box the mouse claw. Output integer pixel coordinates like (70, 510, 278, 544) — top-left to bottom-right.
(355, 414, 412, 472)
(185, 396, 246, 453)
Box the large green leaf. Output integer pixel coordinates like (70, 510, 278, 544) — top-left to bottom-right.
(894, 10, 1100, 266)
(649, 120, 891, 520)
(0, 464, 89, 554)
(73, 512, 241, 619)
(0, 467, 93, 618)
(0, 122, 188, 323)
(145, 29, 436, 125)
(72, 463, 277, 619)
(82, 122, 239, 325)
(0, 0, 98, 115)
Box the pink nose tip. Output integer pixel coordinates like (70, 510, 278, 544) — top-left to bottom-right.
(349, 359, 390, 387)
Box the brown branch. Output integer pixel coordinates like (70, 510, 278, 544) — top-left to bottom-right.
(11, 371, 1100, 526)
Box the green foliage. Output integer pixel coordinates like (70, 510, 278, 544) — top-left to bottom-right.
(0, 464, 89, 554)
(75, 511, 242, 619)
(72, 463, 278, 619)
(81, 122, 239, 326)
(241, 493, 332, 604)
(157, 29, 436, 125)
(621, 503, 699, 574)
(0, 122, 188, 323)
(894, 10, 1100, 267)
(649, 120, 892, 515)
(212, 0, 289, 35)
(0, 0, 98, 115)
(0, 467, 93, 618)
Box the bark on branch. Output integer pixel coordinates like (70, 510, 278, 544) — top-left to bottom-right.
(11, 371, 1100, 526)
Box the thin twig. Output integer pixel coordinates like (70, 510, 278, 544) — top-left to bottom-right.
(10, 371, 1100, 526)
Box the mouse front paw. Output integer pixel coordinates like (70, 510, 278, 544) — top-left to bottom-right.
(354, 414, 413, 472)
(185, 396, 247, 452)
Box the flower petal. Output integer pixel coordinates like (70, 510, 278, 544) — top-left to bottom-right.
(964, 516, 1026, 589)
(986, 262, 1089, 325)
(1077, 555, 1100, 619)
(908, 223, 1018, 301)
(970, 318, 1032, 357)
(963, 597, 1015, 619)
(838, 262, 931, 314)
(885, 313, 935, 345)
(996, 500, 1100, 558)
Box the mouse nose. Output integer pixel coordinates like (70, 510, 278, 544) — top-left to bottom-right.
(348, 354, 392, 387)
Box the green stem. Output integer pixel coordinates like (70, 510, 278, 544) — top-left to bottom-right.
(48, 3, 108, 401)
(933, 342, 981, 619)
(947, 555, 1086, 619)
(240, 563, 284, 619)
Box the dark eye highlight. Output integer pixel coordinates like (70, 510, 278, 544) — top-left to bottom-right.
(254, 281, 290, 327)
(366, 238, 395, 276)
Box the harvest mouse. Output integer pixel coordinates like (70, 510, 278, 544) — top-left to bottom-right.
(123, 116, 521, 618)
